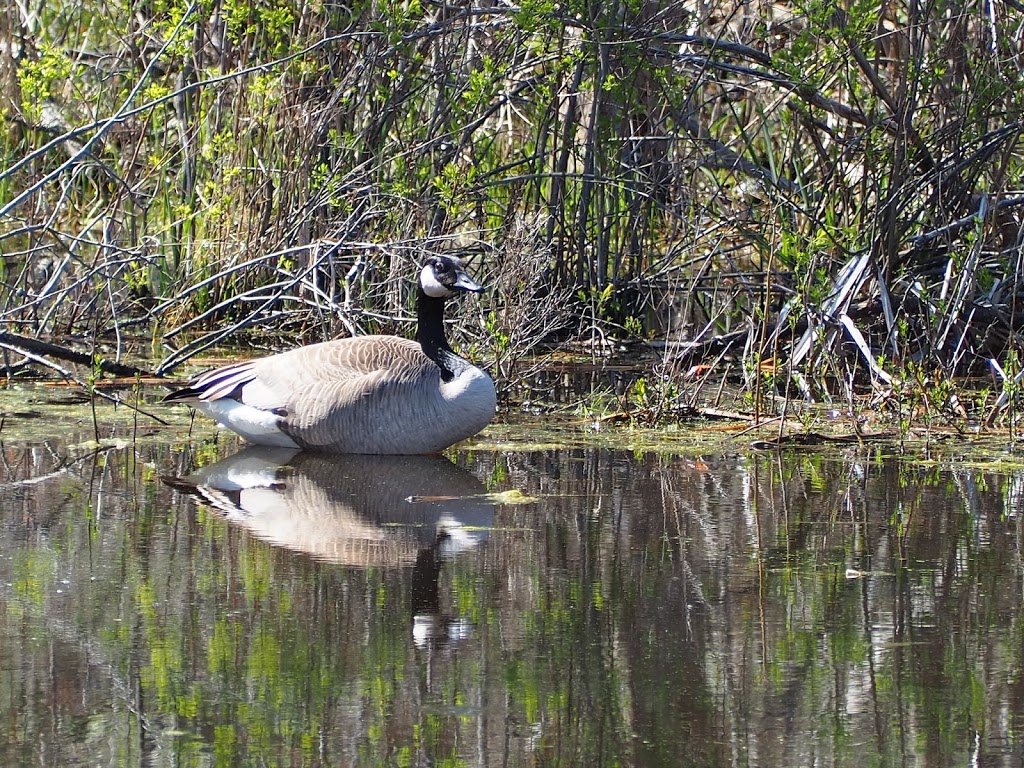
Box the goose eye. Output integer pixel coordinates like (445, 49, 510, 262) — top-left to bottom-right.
(433, 259, 450, 274)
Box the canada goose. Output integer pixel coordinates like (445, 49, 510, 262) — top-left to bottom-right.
(162, 447, 494, 567)
(164, 447, 492, 646)
(163, 255, 496, 454)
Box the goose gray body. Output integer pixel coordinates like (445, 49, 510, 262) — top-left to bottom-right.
(165, 257, 496, 454)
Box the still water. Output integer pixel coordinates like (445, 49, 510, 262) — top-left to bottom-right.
(1, 404, 1023, 766)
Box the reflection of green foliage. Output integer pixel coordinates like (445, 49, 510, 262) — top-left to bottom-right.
(213, 725, 239, 767)
(208, 618, 242, 674)
(241, 542, 274, 603)
(248, 627, 283, 691)
(13, 550, 55, 606)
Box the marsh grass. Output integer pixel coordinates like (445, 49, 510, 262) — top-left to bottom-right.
(2, 0, 1024, 429)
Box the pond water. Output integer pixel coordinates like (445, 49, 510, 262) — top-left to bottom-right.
(0, 390, 1023, 767)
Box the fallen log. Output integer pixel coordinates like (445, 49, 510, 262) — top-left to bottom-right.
(0, 332, 154, 379)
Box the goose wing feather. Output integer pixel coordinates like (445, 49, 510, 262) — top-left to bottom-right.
(170, 336, 429, 410)
(164, 360, 285, 409)
(193, 363, 261, 401)
(246, 336, 432, 421)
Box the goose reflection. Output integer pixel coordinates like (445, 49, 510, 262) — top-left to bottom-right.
(165, 447, 494, 647)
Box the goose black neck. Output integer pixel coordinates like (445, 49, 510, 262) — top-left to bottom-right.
(416, 288, 461, 382)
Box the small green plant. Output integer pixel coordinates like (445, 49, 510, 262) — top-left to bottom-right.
(623, 315, 644, 338)
(433, 162, 477, 216)
(88, 353, 102, 444)
(17, 45, 72, 122)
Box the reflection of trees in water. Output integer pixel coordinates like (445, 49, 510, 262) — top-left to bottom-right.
(0, 442, 1022, 765)
(475, 448, 1024, 766)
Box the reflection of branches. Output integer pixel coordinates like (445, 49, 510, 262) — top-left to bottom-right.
(0, 442, 122, 488)
(655, 463, 709, 611)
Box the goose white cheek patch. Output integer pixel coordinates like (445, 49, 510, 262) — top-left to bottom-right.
(420, 265, 452, 298)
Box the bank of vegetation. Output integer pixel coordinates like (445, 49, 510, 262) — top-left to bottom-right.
(1, 0, 1023, 429)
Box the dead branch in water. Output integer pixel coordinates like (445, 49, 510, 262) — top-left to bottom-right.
(0, 332, 152, 378)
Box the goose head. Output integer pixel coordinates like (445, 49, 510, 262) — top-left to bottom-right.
(419, 256, 483, 298)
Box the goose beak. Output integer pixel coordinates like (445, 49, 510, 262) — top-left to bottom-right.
(453, 270, 484, 293)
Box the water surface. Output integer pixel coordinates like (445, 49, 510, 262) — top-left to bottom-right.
(0, 399, 1022, 767)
